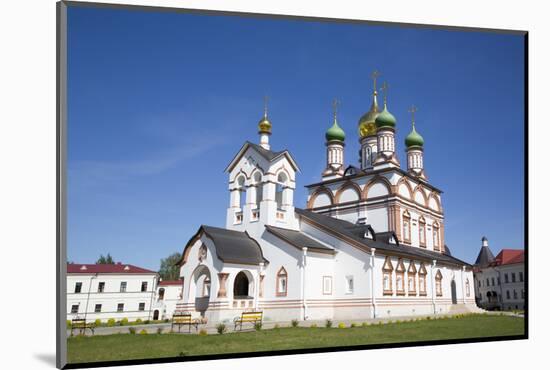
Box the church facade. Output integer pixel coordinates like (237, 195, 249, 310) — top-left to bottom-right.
(176, 76, 478, 323)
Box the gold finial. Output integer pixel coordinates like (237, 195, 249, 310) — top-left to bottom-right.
(371, 70, 380, 94)
(263, 95, 270, 118)
(408, 105, 418, 128)
(332, 98, 340, 121)
(380, 81, 389, 105)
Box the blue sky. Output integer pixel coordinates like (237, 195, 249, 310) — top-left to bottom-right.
(67, 6, 525, 270)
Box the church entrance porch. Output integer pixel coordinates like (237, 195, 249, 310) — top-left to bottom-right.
(232, 270, 255, 310)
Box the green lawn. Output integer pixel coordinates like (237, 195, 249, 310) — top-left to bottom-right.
(67, 314, 524, 364)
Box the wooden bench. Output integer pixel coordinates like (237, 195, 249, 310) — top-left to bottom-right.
(171, 312, 199, 333)
(234, 311, 263, 331)
(71, 318, 95, 336)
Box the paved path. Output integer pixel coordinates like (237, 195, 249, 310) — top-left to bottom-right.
(69, 309, 513, 337)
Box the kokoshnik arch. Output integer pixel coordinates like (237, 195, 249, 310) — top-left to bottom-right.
(175, 72, 479, 322)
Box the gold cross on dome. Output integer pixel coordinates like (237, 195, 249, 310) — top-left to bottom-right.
(332, 98, 340, 119)
(263, 95, 270, 117)
(408, 105, 418, 124)
(380, 81, 389, 104)
(371, 70, 381, 91)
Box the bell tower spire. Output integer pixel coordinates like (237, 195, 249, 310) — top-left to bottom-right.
(358, 70, 381, 170)
(405, 105, 427, 179)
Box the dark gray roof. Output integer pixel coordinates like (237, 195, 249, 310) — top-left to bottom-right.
(185, 225, 268, 265)
(225, 141, 300, 173)
(474, 245, 495, 266)
(265, 225, 336, 254)
(295, 208, 470, 267)
(443, 244, 452, 256)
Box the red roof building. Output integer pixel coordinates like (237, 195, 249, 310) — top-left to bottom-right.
(67, 263, 157, 274)
(490, 249, 524, 266)
(158, 280, 183, 286)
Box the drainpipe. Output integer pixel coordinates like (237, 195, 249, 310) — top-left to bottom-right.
(370, 249, 376, 319)
(431, 260, 437, 315)
(148, 275, 157, 321)
(301, 247, 308, 320)
(83, 274, 97, 323)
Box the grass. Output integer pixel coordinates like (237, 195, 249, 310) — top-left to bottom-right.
(67, 314, 524, 364)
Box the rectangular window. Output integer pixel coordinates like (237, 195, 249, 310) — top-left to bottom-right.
(521, 290, 525, 299)
(497, 277, 500, 285)
(94, 304, 102, 313)
(403, 220, 410, 241)
(138, 302, 145, 311)
(346, 276, 354, 294)
(141, 282, 148, 292)
(74, 282, 82, 293)
(491, 277, 495, 286)
(71, 304, 79, 314)
(513, 290, 518, 299)
(120, 282, 127, 292)
(504, 274, 509, 283)
(511, 273, 516, 283)
(506, 290, 510, 299)
(486, 278, 489, 286)
(478, 280, 481, 288)
(322, 276, 332, 295)
(519, 272, 524, 282)
(117, 303, 124, 312)
(98, 282, 105, 293)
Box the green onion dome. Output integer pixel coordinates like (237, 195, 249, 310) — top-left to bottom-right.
(405, 124, 424, 148)
(375, 104, 396, 128)
(326, 118, 346, 142)
(258, 114, 272, 134)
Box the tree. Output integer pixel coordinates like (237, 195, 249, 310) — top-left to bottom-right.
(159, 252, 182, 281)
(96, 253, 114, 264)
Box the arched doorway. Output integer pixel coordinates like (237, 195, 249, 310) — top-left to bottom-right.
(189, 265, 211, 315)
(451, 280, 457, 304)
(153, 310, 159, 320)
(234, 271, 251, 298)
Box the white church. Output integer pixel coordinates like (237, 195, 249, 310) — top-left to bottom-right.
(176, 75, 478, 322)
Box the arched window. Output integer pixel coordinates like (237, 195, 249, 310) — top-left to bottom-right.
(435, 269, 443, 297)
(276, 267, 288, 296)
(402, 210, 411, 244)
(236, 176, 246, 209)
(382, 256, 394, 295)
(396, 259, 405, 295)
(234, 271, 250, 298)
(465, 279, 471, 297)
(407, 261, 417, 295)
(275, 172, 288, 209)
(418, 263, 428, 295)
(202, 277, 211, 297)
(158, 288, 165, 301)
(418, 216, 426, 247)
(433, 222, 440, 251)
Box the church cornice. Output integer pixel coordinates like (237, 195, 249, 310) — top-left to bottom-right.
(304, 166, 443, 194)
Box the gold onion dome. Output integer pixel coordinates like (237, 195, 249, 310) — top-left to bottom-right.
(258, 112, 272, 134)
(358, 92, 379, 138)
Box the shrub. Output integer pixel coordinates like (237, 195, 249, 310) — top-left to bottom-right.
(325, 319, 333, 328)
(107, 318, 116, 327)
(274, 324, 280, 329)
(198, 329, 208, 336)
(135, 318, 143, 324)
(144, 320, 150, 324)
(426, 316, 432, 320)
(94, 319, 102, 327)
(291, 319, 299, 328)
(66, 320, 72, 329)
(361, 322, 369, 327)
(164, 319, 170, 323)
(120, 318, 129, 326)
(350, 323, 357, 328)
(338, 322, 346, 329)
(395, 320, 402, 324)
(139, 329, 148, 335)
(128, 327, 136, 334)
(254, 322, 262, 331)
(310, 323, 317, 328)
(156, 327, 163, 334)
(216, 323, 227, 335)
